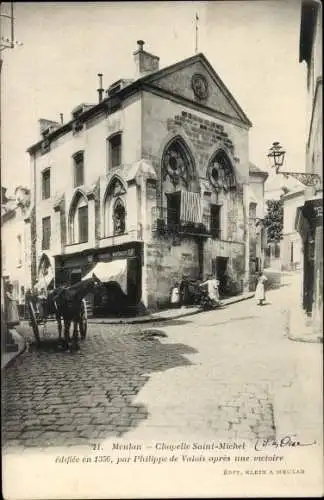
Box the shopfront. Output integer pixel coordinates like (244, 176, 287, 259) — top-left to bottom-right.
(296, 198, 323, 317)
(55, 242, 143, 315)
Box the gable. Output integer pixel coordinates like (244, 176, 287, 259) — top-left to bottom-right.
(143, 55, 251, 127)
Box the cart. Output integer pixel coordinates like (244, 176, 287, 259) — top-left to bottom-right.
(26, 294, 88, 346)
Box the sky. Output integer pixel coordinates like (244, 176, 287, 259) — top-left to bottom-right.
(1, 0, 307, 195)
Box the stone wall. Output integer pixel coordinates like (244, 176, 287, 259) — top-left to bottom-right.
(141, 91, 249, 307)
(145, 237, 200, 310)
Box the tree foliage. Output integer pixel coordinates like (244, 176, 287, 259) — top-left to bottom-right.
(264, 199, 283, 242)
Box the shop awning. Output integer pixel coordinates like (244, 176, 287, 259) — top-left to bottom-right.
(82, 259, 128, 294)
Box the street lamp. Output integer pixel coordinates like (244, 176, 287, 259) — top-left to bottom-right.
(267, 141, 322, 188)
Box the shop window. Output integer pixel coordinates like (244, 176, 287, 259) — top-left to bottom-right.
(42, 168, 51, 199)
(108, 133, 122, 169)
(73, 151, 84, 187)
(42, 216, 51, 250)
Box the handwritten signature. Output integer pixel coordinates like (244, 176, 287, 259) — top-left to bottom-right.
(255, 435, 317, 452)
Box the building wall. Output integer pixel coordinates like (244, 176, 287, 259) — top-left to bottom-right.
(304, 4, 322, 335)
(31, 94, 142, 278)
(141, 90, 250, 304)
(282, 192, 304, 272)
(248, 175, 267, 276)
(1, 208, 31, 303)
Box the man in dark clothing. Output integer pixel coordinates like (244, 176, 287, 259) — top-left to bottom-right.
(179, 276, 190, 307)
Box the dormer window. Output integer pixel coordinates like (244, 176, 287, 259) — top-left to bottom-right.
(72, 120, 83, 134)
(41, 139, 50, 154)
(73, 151, 84, 187)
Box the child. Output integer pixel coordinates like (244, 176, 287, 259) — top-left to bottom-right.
(255, 271, 267, 306)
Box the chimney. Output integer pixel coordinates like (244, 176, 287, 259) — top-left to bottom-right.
(133, 40, 159, 77)
(97, 73, 104, 103)
(60, 113, 64, 124)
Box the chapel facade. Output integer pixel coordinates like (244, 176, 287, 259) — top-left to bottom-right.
(27, 41, 267, 313)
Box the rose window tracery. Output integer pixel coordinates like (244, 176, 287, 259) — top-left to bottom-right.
(162, 140, 192, 188)
(207, 151, 236, 192)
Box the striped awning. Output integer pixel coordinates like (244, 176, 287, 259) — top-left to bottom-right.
(180, 191, 202, 224)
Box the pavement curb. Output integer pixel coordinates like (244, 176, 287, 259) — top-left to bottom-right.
(287, 334, 323, 344)
(284, 309, 323, 344)
(88, 293, 255, 325)
(1, 329, 27, 371)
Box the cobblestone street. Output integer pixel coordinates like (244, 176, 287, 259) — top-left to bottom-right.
(2, 274, 323, 450)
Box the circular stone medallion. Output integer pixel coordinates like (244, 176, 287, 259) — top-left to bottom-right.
(191, 73, 209, 100)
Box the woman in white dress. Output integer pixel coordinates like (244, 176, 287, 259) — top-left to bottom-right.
(255, 272, 267, 305)
(170, 282, 181, 308)
(5, 283, 20, 327)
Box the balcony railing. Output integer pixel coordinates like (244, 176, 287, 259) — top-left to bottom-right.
(151, 207, 221, 239)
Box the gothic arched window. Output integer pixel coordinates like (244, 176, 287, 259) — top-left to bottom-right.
(69, 191, 88, 243)
(207, 150, 236, 192)
(162, 137, 194, 189)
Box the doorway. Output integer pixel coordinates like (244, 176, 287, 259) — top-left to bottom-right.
(212, 257, 228, 296)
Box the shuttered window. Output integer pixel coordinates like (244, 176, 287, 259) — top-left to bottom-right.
(109, 134, 122, 168)
(42, 169, 51, 199)
(42, 216, 51, 250)
(73, 151, 84, 187)
(78, 205, 88, 243)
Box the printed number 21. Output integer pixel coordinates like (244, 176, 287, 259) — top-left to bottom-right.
(91, 443, 101, 451)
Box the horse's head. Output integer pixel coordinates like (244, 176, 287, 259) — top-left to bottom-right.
(91, 273, 102, 288)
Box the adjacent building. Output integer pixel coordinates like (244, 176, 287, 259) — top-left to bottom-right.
(27, 42, 267, 313)
(296, 0, 322, 336)
(1, 186, 32, 312)
(281, 189, 305, 271)
(248, 162, 268, 281)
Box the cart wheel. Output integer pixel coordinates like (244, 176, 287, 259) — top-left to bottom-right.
(79, 299, 88, 340)
(27, 301, 40, 345)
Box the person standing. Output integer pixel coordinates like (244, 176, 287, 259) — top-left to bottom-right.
(5, 283, 20, 327)
(255, 271, 267, 305)
(170, 282, 181, 308)
(200, 274, 220, 306)
(179, 275, 190, 307)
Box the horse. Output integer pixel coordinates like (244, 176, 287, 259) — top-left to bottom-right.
(48, 274, 102, 350)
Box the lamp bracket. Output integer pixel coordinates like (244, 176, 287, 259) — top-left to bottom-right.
(278, 171, 322, 187)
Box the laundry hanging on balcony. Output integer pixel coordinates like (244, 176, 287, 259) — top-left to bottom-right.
(180, 190, 202, 224)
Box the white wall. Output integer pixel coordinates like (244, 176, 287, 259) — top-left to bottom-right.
(1, 208, 31, 302)
(32, 94, 142, 268)
(283, 192, 305, 234)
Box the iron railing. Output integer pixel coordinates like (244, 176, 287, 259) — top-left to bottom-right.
(151, 207, 221, 239)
